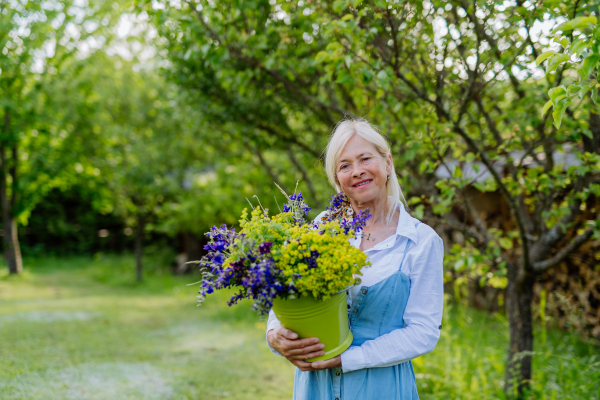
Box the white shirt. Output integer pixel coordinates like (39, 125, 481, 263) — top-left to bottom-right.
(267, 202, 444, 373)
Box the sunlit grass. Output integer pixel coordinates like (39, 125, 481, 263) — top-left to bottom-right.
(0, 254, 598, 399)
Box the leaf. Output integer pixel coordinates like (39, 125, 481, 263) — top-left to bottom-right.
(569, 39, 587, 57)
(559, 37, 569, 48)
(579, 84, 590, 99)
(553, 16, 596, 33)
(592, 88, 598, 105)
(567, 83, 581, 96)
(553, 20, 574, 33)
(264, 57, 276, 69)
(314, 51, 329, 64)
(552, 98, 572, 129)
(413, 204, 424, 219)
(541, 99, 553, 117)
(335, 70, 354, 84)
(548, 86, 567, 106)
(376, 70, 388, 80)
(570, 16, 597, 31)
(577, 55, 600, 80)
(546, 53, 570, 74)
(535, 51, 556, 66)
(499, 237, 513, 250)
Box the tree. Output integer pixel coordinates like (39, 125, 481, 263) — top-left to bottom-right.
(142, 0, 600, 396)
(0, 0, 120, 273)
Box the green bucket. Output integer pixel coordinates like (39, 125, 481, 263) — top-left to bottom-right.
(271, 291, 353, 362)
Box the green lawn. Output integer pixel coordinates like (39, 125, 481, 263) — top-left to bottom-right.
(0, 254, 598, 399)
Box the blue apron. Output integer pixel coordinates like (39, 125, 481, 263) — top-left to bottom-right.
(293, 224, 420, 400)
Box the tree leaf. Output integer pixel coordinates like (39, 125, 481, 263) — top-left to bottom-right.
(569, 39, 587, 57)
(577, 55, 600, 80)
(567, 83, 581, 95)
(553, 20, 574, 33)
(314, 51, 329, 64)
(376, 70, 388, 80)
(546, 53, 570, 74)
(570, 16, 597, 31)
(541, 99, 553, 117)
(548, 86, 567, 106)
(554, 16, 597, 33)
(552, 98, 572, 129)
(559, 37, 569, 48)
(578, 84, 590, 99)
(535, 51, 556, 66)
(499, 237, 513, 250)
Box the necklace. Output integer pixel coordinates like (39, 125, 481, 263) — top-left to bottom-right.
(360, 232, 376, 241)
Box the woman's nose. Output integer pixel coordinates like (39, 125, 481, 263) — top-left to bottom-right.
(352, 165, 365, 178)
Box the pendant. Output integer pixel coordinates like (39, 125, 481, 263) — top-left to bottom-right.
(361, 232, 376, 241)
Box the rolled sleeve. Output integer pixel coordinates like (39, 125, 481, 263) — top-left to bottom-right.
(340, 346, 367, 373)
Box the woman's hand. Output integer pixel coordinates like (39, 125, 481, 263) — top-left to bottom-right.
(267, 327, 342, 371)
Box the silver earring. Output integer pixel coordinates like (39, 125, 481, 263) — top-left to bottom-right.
(387, 175, 390, 180)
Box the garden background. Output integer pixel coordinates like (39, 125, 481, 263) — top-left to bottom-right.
(1, 0, 599, 399)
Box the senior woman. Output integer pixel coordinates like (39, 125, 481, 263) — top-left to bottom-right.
(266, 118, 444, 399)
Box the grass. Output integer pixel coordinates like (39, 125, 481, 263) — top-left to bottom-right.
(0, 254, 598, 400)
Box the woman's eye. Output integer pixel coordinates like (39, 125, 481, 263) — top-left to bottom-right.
(362, 157, 371, 162)
(340, 164, 349, 171)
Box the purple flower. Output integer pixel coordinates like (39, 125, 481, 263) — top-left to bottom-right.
(304, 250, 319, 269)
(340, 209, 372, 235)
(209, 253, 224, 266)
(259, 242, 273, 254)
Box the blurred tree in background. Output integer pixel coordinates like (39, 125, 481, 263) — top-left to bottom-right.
(137, 0, 600, 396)
(0, 0, 121, 272)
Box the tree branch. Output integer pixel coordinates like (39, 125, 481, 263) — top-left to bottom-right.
(532, 227, 594, 272)
(185, 0, 348, 126)
(256, 123, 320, 159)
(255, 148, 289, 195)
(287, 149, 319, 205)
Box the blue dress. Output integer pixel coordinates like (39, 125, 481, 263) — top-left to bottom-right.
(293, 230, 419, 400)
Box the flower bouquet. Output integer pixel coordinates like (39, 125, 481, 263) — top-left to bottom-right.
(197, 190, 371, 360)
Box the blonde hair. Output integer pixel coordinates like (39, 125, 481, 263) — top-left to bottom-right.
(325, 118, 408, 225)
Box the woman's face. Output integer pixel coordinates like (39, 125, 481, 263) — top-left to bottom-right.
(336, 135, 392, 205)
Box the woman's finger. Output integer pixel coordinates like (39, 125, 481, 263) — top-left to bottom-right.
(291, 360, 314, 371)
(287, 349, 326, 361)
(278, 327, 299, 340)
(284, 341, 324, 355)
(310, 356, 341, 370)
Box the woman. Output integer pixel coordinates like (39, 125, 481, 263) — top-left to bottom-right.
(266, 118, 444, 399)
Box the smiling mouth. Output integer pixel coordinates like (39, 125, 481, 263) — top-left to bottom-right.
(353, 180, 373, 187)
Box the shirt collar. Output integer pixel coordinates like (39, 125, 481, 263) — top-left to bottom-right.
(395, 201, 419, 245)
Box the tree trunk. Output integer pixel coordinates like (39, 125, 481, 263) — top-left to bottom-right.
(186, 232, 202, 261)
(584, 107, 600, 154)
(135, 216, 145, 282)
(0, 111, 22, 274)
(505, 266, 534, 398)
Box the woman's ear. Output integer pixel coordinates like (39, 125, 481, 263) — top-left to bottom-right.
(386, 154, 393, 176)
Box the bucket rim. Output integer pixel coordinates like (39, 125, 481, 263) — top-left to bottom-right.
(282, 285, 354, 301)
